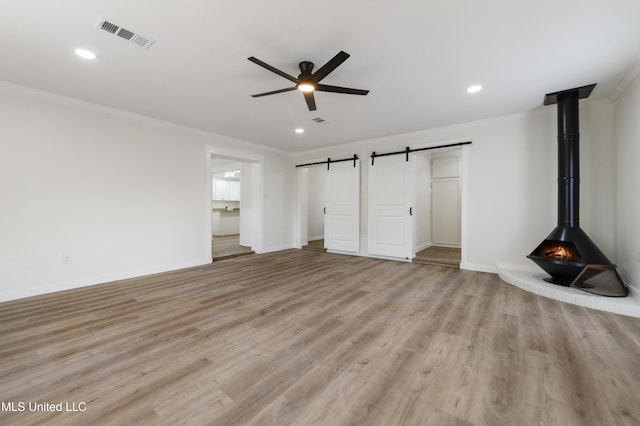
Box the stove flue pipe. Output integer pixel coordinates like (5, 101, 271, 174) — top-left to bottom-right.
(543, 84, 597, 228)
(556, 89, 580, 228)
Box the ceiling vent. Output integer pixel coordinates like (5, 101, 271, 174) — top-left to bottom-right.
(312, 117, 326, 123)
(95, 16, 155, 49)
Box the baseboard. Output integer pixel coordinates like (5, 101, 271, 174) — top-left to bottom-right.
(459, 262, 498, 273)
(431, 243, 461, 249)
(308, 235, 324, 241)
(256, 243, 298, 254)
(414, 242, 432, 252)
(325, 250, 412, 263)
(0, 258, 211, 303)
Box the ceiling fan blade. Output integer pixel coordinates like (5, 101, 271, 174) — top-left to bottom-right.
(303, 91, 317, 111)
(316, 84, 369, 96)
(312, 51, 350, 83)
(251, 87, 297, 97)
(248, 57, 298, 83)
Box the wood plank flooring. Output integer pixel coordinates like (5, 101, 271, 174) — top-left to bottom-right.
(212, 234, 253, 260)
(414, 246, 461, 268)
(302, 239, 325, 253)
(1, 249, 640, 425)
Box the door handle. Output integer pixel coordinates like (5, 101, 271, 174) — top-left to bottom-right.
(324, 207, 326, 214)
(409, 207, 413, 216)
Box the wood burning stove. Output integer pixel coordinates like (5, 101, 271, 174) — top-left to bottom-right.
(527, 84, 627, 297)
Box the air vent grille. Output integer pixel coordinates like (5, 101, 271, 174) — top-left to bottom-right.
(100, 21, 119, 34)
(116, 28, 135, 40)
(131, 34, 151, 47)
(312, 117, 326, 123)
(95, 16, 155, 49)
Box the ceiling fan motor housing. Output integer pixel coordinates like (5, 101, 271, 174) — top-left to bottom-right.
(299, 61, 314, 76)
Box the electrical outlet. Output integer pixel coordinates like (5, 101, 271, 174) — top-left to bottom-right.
(62, 254, 72, 264)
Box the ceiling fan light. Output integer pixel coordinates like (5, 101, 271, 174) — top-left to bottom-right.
(297, 83, 315, 92)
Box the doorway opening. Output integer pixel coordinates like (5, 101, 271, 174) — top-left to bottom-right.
(207, 149, 264, 261)
(298, 165, 326, 252)
(413, 149, 462, 267)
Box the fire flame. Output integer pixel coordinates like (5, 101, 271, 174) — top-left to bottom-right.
(543, 245, 576, 262)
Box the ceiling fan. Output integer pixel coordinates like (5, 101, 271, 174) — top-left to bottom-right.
(248, 51, 369, 111)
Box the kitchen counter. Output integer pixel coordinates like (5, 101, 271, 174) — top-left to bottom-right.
(212, 209, 239, 235)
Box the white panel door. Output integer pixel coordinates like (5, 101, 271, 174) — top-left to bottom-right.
(432, 179, 460, 245)
(367, 155, 414, 259)
(324, 160, 360, 253)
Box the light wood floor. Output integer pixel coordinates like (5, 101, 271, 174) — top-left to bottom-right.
(1, 250, 640, 425)
(304, 241, 461, 268)
(414, 246, 461, 268)
(302, 239, 325, 252)
(212, 234, 253, 260)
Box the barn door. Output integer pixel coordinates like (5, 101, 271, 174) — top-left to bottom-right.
(324, 159, 360, 253)
(367, 154, 414, 259)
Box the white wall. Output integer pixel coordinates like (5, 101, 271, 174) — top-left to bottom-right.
(614, 74, 640, 294)
(294, 100, 615, 274)
(263, 159, 296, 251)
(0, 83, 294, 301)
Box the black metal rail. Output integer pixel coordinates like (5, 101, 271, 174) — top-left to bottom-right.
(370, 141, 471, 165)
(296, 154, 359, 170)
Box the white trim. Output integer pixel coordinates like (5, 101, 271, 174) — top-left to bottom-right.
(295, 168, 309, 247)
(327, 250, 413, 262)
(257, 244, 298, 254)
(309, 235, 324, 241)
(609, 61, 640, 103)
(206, 146, 264, 164)
(431, 243, 461, 249)
(0, 258, 210, 303)
(415, 242, 432, 252)
(459, 145, 470, 274)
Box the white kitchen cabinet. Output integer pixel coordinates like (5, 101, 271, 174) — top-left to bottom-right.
(211, 210, 240, 235)
(213, 179, 240, 201)
(229, 181, 240, 201)
(213, 180, 229, 200)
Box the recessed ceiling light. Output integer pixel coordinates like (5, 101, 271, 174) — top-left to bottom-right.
(467, 85, 482, 93)
(75, 48, 96, 60)
(295, 128, 305, 134)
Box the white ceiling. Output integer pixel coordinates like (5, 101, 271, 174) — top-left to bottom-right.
(2, 0, 639, 152)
